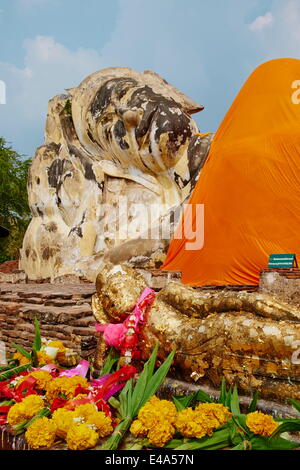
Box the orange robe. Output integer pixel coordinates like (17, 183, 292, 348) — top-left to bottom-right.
(162, 59, 300, 285)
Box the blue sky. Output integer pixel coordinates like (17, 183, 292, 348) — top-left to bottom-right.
(0, 0, 300, 157)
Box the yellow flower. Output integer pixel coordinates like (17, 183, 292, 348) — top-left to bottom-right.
(66, 423, 99, 450)
(72, 404, 113, 438)
(37, 350, 53, 365)
(194, 403, 232, 428)
(7, 403, 28, 426)
(48, 340, 66, 363)
(138, 396, 177, 428)
(147, 422, 175, 448)
(176, 407, 209, 439)
(52, 408, 75, 439)
(130, 419, 148, 438)
(45, 376, 88, 403)
(25, 417, 57, 449)
(86, 411, 113, 438)
(73, 403, 98, 420)
(7, 394, 44, 426)
(246, 411, 279, 436)
(175, 403, 231, 439)
(130, 396, 177, 447)
(17, 370, 52, 391)
(13, 351, 30, 365)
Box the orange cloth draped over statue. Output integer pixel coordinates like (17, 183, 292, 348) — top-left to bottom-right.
(162, 59, 300, 286)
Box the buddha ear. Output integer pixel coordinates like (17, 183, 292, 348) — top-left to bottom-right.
(116, 107, 143, 128)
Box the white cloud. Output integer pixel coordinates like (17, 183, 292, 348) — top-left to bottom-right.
(249, 11, 274, 32)
(247, 0, 300, 58)
(0, 35, 103, 154)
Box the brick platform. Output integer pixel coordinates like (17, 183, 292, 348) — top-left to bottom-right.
(0, 283, 97, 360)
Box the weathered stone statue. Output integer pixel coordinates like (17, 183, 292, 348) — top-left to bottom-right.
(20, 68, 212, 281)
(92, 263, 300, 403)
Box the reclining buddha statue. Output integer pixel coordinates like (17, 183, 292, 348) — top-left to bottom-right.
(92, 263, 300, 404)
(20, 67, 212, 281)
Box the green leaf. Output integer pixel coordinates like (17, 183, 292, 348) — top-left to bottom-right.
(100, 347, 120, 376)
(0, 400, 15, 406)
(251, 435, 300, 450)
(164, 439, 185, 449)
(13, 408, 50, 435)
(232, 414, 250, 437)
(231, 442, 247, 450)
(136, 348, 175, 414)
(0, 363, 17, 372)
(230, 385, 240, 415)
(32, 317, 41, 351)
(172, 394, 195, 411)
(219, 378, 227, 405)
(30, 348, 39, 367)
(225, 387, 232, 408)
(248, 390, 258, 413)
(172, 388, 213, 412)
(131, 343, 159, 415)
(119, 378, 133, 418)
(289, 398, 300, 414)
(0, 363, 31, 382)
(194, 389, 214, 403)
(11, 343, 31, 361)
(270, 419, 300, 438)
(174, 428, 231, 450)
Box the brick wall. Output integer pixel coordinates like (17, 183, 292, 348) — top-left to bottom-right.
(0, 283, 97, 360)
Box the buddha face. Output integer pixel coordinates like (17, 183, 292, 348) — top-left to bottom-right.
(70, 68, 202, 180)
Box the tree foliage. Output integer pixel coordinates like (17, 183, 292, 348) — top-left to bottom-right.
(0, 137, 32, 263)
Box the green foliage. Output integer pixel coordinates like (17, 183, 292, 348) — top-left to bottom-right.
(11, 343, 32, 360)
(172, 389, 213, 412)
(100, 348, 120, 376)
(0, 363, 31, 382)
(101, 344, 175, 450)
(32, 318, 42, 352)
(289, 398, 300, 414)
(168, 380, 300, 451)
(0, 137, 31, 262)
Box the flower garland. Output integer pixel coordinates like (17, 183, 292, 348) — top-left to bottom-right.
(96, 287, 156, 363)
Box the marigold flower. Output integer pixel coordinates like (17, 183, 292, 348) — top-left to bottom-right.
(176, 403, 232, 439)
(130, 419, 148, 438)
(17, 370, 52, 391)
(246, 411, 279, 436)
(138, 396, 177, 428)
(176, 407, 209, 439)
(194, 403, 232, 428)
(51, 408, 75, 439)
(37, 350, 53, 365)
(66, 423, 99, 450)
(86, 411, 113, 438)
(73, 403, 98, 420)
(7, 394, 44, 425)
(7, 403, 28, 426)
(71, 403, 113, 438)
(46, 376, 88, 403)
(25, 417, 57, 449)
(147, 422, 175, 447)
(130, 396, 177, 447)
(13, 351, 30, 365)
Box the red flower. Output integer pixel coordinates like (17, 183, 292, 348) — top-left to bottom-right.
(50, 397, 68, 413)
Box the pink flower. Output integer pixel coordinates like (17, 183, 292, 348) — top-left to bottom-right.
(96, 323, 127, 349)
